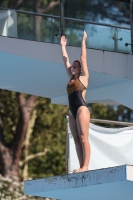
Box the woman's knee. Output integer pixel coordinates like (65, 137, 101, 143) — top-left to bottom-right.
(79, 134, 89, 144)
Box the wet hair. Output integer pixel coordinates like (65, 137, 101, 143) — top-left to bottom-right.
(73, 60, 81, 68)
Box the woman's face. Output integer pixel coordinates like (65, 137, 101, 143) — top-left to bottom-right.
(70, 61, 81, 75)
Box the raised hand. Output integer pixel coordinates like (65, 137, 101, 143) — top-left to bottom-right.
(60, 35, 66, 46)
(82, 30, 87, 41)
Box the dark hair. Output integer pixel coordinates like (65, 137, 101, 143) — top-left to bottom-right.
(73, 60, 81, 68)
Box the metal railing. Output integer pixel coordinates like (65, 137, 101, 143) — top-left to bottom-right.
(0, 6, 132, 53)
(0, 7, 130, 30)
(90, 118, 133, 127)
(130, 0, 133, 53)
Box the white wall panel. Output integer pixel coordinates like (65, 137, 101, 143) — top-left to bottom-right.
(0, 36, 133, 107)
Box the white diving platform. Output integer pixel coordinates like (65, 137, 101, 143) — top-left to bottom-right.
(0, 36, 133, 109)
(24, 165, 133, 200)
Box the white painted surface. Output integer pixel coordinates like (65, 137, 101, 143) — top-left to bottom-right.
(68, 123, 133, 173)
(104, 51, 127, 77)
(0, 36, 133, 108)
(0, 36, 133, 78)
(88, 49, 104, 73)
(127, 165, 133, 181)
(0, 10, 17, 37)
(51, 80, 133, 107)
(24, 165, 133, 200)
(128, 55, 133, 79)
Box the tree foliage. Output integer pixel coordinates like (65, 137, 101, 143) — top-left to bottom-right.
(25, 97, 68, 179)
(0, 91, 38, 180)
(0, 174, 55, 200)
(89, 103, 133, 127)
(0, 89, 69, 198)
(0, 90, 68, 180)
(65, 0, 130, 25)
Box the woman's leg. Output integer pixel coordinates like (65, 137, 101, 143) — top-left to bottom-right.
(75, 106, 90, 172)
(69, 111, 83, 168)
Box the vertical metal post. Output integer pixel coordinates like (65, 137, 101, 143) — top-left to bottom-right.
(113, 28, 118, 52)
(65, 115, 69, 174)
(59, 0, 65, 36)
(130, 0, 133, 54)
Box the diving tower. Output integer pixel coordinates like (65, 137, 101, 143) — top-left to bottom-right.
(24, 165, 133, 200)
(0, 35, 133, 109)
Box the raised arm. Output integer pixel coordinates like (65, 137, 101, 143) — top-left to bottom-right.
(60, 36, 71, 77)
(80, 30, 89, 79)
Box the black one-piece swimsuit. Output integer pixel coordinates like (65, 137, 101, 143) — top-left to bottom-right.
(66, 78, 88, 119)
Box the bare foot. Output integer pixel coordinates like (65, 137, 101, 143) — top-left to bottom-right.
(73, 169, 77, 173)
(73, 167, 88, 173)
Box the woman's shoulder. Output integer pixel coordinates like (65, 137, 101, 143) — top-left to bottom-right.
(79, 75, 88, 81)
(79, 75, 88, 88)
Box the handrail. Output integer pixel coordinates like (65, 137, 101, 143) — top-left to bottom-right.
(65, 17, 130, 30)
(65, 115, 133, 127)
(90, 118, 133, 127)
(0, 7, 130, 30)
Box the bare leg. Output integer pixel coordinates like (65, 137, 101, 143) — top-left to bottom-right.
(69, 111, 83, 168)
(75, 106, 90, 173)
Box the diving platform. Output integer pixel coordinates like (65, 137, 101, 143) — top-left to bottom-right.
(24, 165, 133, 200)
(0, 36, 133, 109)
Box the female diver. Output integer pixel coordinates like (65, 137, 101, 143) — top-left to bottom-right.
(60, 30, 91, 173)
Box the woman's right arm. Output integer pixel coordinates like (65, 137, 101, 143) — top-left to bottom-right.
(60, 36, 71, 77)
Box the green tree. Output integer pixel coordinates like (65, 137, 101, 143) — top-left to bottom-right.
(0, 91, 37, 180)
(89, 103, 133, 128)
(0, 90, 68, 181)
(28, 97, 68, 179)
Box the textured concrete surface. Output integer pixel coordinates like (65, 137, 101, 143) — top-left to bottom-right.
(24, 165, 133, 200)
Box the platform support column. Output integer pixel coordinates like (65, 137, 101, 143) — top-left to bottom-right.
(65, 115, 69, 173)
(59, 0, 65, 36)
(130, 0, 133, 54)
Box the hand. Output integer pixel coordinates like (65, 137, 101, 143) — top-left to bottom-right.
(60, 35, 66, 46)
(82, 30, 87, 41)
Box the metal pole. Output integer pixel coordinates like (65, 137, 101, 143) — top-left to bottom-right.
(90, 119, 133, 126)
(59, 0, 65, 36)
(65, 115, 70, 174)
(130, 0, 133, 54)
(113, 28, 118, 52)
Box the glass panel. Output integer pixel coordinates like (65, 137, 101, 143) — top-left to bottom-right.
(65, 20, 131, 53)
(0, 8, 131, 54)
(115, 28, 131, 53)
(17, 13, 60, 44)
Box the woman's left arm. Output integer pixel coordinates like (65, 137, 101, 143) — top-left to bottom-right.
(80, 30, 89, 79)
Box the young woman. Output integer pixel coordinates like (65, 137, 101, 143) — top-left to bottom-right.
(60, 30, 91, 173)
